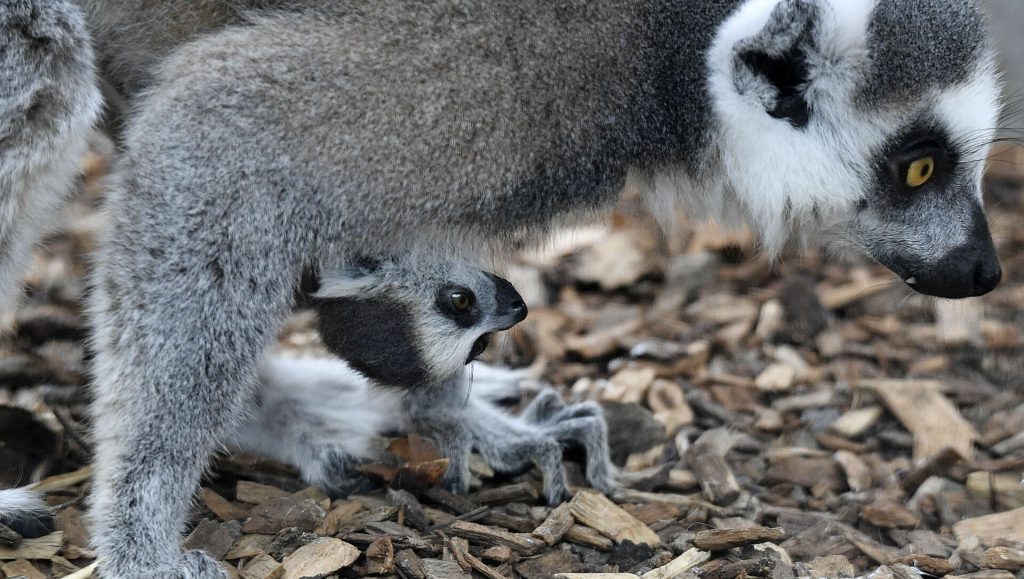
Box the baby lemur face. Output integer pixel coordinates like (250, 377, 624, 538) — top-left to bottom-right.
(312, 256, 527, 389)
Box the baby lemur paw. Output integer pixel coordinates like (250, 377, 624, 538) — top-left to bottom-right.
(449, 387, 616, 506)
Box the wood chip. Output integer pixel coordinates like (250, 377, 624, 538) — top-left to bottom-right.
(833, 450, 872, 492)
(469, 481, 540, 505)
(236, 481, 290, 505)
(422, 558, 472, 579)
(557, 569, 634, 573)
(564, 524, 614, 551)
(861, 501, 920, 529)
(360, 536, 396, 575)
(446, 520, 545, 554)
(396, 548, 426, 579)
(0, 531, 63, 560)
(967, 471, 1024, 510)
(687, 429, 741, 505)
(861, 379, 977, 462)
(317, 499, 363, 535)
(54, 507, 90, 549)
(242, 497, 326, 534)
(226, 534, 274, 560)
(830, 406, 883, 438)
(184, 519, 242, 560)
(240, 553, 284, 579)
(953, 508, 1024, 545)
(692, 527, 786, 552)
(532, 503, 574, 546)
(890, 554, 954, 575)
(980, 546, 1024, 571)
(755, 364, 797, 391)
(604, 367, 658, 404)
(647, 379, 694, 433)
(946, 572, 1016, 579)
(568, 492, 661, 547)
(201, 488, 250, 521)
(641, 548, 710, 579)
(1, 559, 45, 579)
(808, 554, 854, 578)
(280, 537, 359, 579)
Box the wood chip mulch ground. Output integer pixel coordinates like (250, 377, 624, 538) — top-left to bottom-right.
(1, 144, 1024, 579)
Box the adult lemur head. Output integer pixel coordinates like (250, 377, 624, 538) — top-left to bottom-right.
(310, 254, 528, 389)
(645, 0, 1001, 299)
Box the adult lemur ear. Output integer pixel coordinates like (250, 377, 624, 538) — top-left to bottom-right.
(732, 0, 819, 128)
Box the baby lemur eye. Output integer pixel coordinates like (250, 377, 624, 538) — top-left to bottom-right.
(905, 156, 935, 188)
(450, 290, 474, 311)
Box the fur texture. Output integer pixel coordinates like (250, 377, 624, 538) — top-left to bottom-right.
(0, 0, 100, 316)
(0, 0, 1005, 577)
(0, 488, 52, 538)
(238, 357, 614, 504)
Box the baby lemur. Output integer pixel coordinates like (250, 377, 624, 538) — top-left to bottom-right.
(233, 256, 614, 505)
(0, 0, 1006, 576)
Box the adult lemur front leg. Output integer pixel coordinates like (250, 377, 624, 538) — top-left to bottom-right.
(404, 371, 615, 505)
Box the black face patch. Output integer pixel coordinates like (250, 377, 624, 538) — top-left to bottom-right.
(315, 296, 430, 389)
(866, 119, 958, 211)
(435, 285, 480, 328)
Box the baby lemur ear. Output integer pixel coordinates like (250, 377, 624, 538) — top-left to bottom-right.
(313, 258, 384, 300)
(731, 0, 818, 128)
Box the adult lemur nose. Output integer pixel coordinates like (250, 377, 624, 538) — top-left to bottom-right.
(908, 212, 1001, 299)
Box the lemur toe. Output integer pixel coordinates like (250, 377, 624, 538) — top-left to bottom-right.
(303, 449, 377, 498)
(441, 469, 471, 496)
(522, 388, 567, 424)
(541, 414, 616, 495)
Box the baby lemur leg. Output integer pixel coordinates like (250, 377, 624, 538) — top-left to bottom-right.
(230, 356, 402, 495)
(404, 373, 615, 505)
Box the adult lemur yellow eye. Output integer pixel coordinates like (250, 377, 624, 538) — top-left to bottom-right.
(906, 156, 935, 187)
(451, 291, 473, 311)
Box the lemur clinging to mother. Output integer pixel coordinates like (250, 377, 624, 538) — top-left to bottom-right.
(0, 0, 1006, 577)
(235, 254, 614, 505)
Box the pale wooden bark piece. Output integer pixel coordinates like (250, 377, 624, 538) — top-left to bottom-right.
(568, 491, 661, 547)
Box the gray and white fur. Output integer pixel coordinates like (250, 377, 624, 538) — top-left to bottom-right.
(0, 0, 1006, 577)
(233, 255, 612, 503)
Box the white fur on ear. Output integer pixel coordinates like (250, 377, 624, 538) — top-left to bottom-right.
(314, 267, 382, 299)
(699, 0, 886, 254)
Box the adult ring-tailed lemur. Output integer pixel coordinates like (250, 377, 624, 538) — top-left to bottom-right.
(0, 0, 1005, 577)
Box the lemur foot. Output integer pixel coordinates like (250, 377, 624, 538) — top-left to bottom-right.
(415, 386, 616, 506)
(100, 550, 228, 579)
